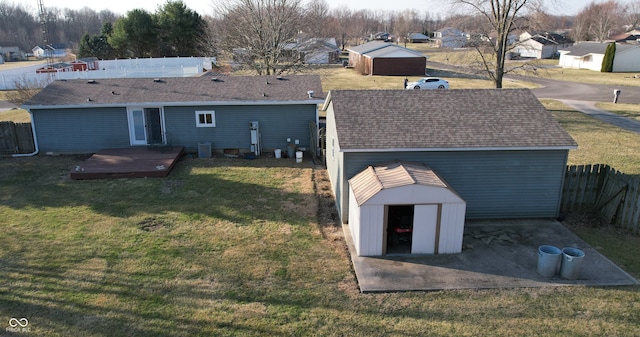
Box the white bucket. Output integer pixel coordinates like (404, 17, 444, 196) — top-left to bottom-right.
(274, 149, 282, 159)
(295, 151, 303, 163)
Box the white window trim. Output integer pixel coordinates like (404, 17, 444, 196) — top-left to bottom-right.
(195, 110, 216, 127)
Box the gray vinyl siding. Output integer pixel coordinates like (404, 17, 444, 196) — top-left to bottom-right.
(324, 103, 347, 222)
(31, 103, 316, 153)
(32, 107, 129, 153)
(164, 104, 317, 152)
(339, 150, 569, 221)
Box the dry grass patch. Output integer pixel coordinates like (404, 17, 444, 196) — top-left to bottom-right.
(313, 65, 532, 92)
(597, 102, 640, 120)
(543, 99, 640, 175)
(0, 108, 30, 122)
(1, 155, 639, 336)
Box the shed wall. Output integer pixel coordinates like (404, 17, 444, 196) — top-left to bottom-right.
(356, 204, 385, 256)
(340, 150, 568, 222)
(439, 203, 466, 253)
(325, 102, 347, 221)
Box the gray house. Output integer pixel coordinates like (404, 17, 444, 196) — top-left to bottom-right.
(22, 75, 324, 154)
(323, 89, 577, 225)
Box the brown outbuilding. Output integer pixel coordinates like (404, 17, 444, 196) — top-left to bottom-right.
(346, 41, 427, 76)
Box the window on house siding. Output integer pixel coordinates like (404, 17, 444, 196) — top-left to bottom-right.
(196, 111, 216, 127)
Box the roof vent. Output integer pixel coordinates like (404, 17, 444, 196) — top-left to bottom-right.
(307, 90, 314, 98)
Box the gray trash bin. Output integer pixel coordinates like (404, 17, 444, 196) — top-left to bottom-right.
(560, 247, 585, 280)
(537, 245, 561, 277)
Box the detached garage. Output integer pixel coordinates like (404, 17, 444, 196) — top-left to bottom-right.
(348, 161, 466, 256)
(323, 89, 578, 234)
(347, 41, 427, 76)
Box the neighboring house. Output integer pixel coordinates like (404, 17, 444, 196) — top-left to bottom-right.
(35, 62, 73, 73)
(70, 57, 100, 71)
(608, 31, 640, 44)
(0, 46, 26, 61)
(284, 38, 341, 64)
(408, 33, 429, 43)
(371, 32, 394, 42)
(323, 89, 576, 235)
(32, 44, 67, 59)
(558, 42, 640, 72)
(347, 41, 427, 76)
(432, 27, 467, 48)
(513, 32, 574, 59)
(22, 75, 324, 154)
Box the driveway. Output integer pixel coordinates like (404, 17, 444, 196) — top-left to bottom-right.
(431, 61, 640, 133)
(0, 100, 18, 112)
(524, 75, 640, 105)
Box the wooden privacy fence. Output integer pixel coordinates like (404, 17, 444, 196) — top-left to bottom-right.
(562, 164, 640, 233)
(0, 121, 35, 155)
(309, 120, 326, 162)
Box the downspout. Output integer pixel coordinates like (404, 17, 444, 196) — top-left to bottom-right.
(12, 108, 39, 157)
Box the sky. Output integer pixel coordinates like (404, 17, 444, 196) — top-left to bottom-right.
(13, 0, 636, 17)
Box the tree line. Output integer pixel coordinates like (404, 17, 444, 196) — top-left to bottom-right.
(2, 0, 638, 57)
(2, 0, 639, 81)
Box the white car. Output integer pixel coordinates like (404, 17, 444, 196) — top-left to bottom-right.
(405, 77, 449, 90)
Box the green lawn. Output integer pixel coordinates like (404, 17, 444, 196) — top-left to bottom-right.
(1, 156, 640, 336)
(2, 64, 640, 336)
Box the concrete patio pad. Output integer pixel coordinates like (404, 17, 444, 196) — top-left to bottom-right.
(344, 219, 639, 292)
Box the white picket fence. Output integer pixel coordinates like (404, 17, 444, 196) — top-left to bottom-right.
(0, 56, 216, 90)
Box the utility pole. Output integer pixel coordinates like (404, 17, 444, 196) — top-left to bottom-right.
(37, 0, 54, 71)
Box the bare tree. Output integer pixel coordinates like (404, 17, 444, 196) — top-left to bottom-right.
(304, 0, 330, 37)
(213, 0, 305, 75)
(626, 1, 640, 29)
(574, 1, 626, 41)
(450, 0, 542, 88)
(6, 76, 45, 106)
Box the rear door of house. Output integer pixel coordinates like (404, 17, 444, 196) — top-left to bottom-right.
(127, 107, 164, 145)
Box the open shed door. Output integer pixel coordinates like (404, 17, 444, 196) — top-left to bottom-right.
(411, 204, 439, 254)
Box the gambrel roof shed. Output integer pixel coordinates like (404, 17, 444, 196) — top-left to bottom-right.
(348, 161, 466, 256)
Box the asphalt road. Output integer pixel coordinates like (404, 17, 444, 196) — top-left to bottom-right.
(428, 60, 640, 104)
(519, 75, 640, 105)
(0, 100, 18, 112)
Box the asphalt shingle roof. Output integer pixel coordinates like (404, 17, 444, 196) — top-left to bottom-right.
(25, 75, 325, 108)
(327, 89, 577, 150)
(560, 42, 639, 56)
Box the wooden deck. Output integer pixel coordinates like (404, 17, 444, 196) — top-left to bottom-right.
(70, 146, 184, 180)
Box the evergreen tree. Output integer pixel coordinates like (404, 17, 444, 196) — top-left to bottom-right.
(601, 42, 615, 72)
(109, 9, 158, 58)
(155, 1, 207, 57)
